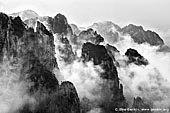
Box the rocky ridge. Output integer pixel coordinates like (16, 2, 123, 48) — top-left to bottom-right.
(0, 10, 162, 113)
(0, 12, 80, 113)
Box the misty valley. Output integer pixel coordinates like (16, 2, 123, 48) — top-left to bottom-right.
(0, 10, 170, 113)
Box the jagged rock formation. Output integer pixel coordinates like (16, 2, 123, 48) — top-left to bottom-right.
(53, 13, 72, 34)
(132, 97, 151, 113)
(121, 24, 164, 46)
(25, 13, 76, 64)
(89, 21, 121, 43)
(79, 28, 104, 45)
(23, 10, 166, 48)
(0, 12, 9, 61)
(24, 16, 54, 30)
(20, 21, 58, 71)
(0, 12, 81, 113)
(24, 13, 73, 35)
(125, 48, 149, 65)
(20, 23, 58, 92)
(89, 22, 167, 48)
(1, 11, 164, 113)
(82, 42, 118, 79)
(82, 42, 127, 112)
(0, 13, 26, 62)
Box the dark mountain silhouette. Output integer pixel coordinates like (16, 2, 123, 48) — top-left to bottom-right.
(125, 48, 149, 65)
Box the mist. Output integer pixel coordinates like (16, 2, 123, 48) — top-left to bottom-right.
(0, 61, 36, 113)
(111, 33, 170, 109)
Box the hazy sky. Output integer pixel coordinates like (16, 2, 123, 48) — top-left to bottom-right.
(0, 0, 170, 31)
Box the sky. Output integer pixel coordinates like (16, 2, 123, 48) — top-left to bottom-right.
(0, 0, 170, 31)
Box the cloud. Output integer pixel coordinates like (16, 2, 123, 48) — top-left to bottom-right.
(159, 29, 170, 47)
(87, 108, 102, 113)
(112, 34, 170, 109)
(0, 61, 36, 113)
(58, 60, 104, 100)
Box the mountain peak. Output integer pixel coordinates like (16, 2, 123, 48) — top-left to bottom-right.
(121, 24, 164, 46)
(9, 9, 39, 21)
(90, 21, 121, 31)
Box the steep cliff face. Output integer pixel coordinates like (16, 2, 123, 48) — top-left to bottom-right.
(20, 22, 58, 72)
(81, 42, 127, 112)
(0, 13, 26, 62)
(0, 13, 9, 61)
(125, 48, 149, 66)
(105, 44, 119, 62)
(19, 21, 80, 113)
(121, 24, 164, 46)
(82, 42, 117, 80)
(58, 81, 80, 113)
(20, 24, 59, 92)
(25, 12, 76, 66)
(0, 12, 81, 113)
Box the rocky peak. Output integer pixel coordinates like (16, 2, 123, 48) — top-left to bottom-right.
(90, 21, 121, 31)
(24, 13, 72, 35)
(0, 13, 9, 56)
(0, 12, 82, 113)
(79, 28, 104, 45)
(0, 14, 26, 62)
(58, 81, 80, 113)
(0, 12, 9, 29)
(81, 42, 127, 112)
(121, 24, 164, 46)
(82, 42, 118, 80)
(125, 48, 149, 65)
(89, 21, 121, 43)
(0, 12, 58, 83)
(11, 16, 26, 37)
(53, 13, 70, 34)
(123, 24, 144, 31)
